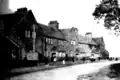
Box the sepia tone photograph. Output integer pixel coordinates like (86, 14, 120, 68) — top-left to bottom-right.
(0, 0, 120, 80)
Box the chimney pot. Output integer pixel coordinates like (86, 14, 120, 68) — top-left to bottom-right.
(48, 20, 59, 29)
(16, 7, 28, 13)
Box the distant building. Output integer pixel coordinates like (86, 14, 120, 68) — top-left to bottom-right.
(76, 34, 97, 58)
(85, 32, 92, 38)
(60, 27, 80, 57)
(61, 29, 98, 59)
(92, 37, 109, 58)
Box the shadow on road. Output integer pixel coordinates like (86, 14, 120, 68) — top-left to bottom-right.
(77, 62, 120, 80)
(107, 63, 120, 79)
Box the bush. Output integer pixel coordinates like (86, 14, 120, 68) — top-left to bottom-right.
(90, 58, 96, 62)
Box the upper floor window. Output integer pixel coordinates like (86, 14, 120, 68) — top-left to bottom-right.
(46, 38, 53, 44)
(25, 30, 31, 38)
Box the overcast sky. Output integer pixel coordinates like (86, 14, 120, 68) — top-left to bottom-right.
(6, 0, 120, 57)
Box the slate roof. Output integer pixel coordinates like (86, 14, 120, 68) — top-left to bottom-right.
(0, 34, 20, 49)
(60, 28, 80, 42)
(60, 29, 97, 45)
(92, 37, 105, 46)
(0, 13, 25, 35)
(0, 8, 36, 36)
(78, 35, 97, 45)
(37, 23, 66, 40)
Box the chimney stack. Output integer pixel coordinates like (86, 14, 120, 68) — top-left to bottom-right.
(85, 32, 92, 42)
(70, 27, 78, 33)
(15, 7, 28, 13)
(85, 32, 92, 38)
(48, 20, 59, 30)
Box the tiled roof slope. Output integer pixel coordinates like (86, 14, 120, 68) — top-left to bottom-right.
(78, 35, 97, 45)
(0, 8, 36, 36)
(37, 23, 66, 40)
(92, 37, 105, 46)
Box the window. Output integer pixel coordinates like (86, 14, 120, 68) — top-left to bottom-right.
(48, 38, 50, 43)
(71, 40, 76, 45)
(46, 38, 49, 43)
(50, 39, 53, 44)
(46, 38, 53, 44)
(25, 30, 30, 38)
(46, 38, 48, 42)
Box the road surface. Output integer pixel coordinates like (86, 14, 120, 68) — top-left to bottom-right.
(7, 61, 120, 80)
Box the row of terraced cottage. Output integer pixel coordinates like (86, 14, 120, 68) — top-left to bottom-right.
(0, 7, 109, 63)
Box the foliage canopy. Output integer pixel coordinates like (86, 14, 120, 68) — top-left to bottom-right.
(93, 0, 120, 37)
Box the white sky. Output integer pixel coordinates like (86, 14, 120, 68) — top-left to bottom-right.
(9, 0, 120, 57)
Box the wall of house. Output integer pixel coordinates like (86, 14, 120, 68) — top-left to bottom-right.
(45, 38, 67, 58)
(60, 27, 80, 57)
(35, 36, 43, 54)
(78, 43, 92, 57)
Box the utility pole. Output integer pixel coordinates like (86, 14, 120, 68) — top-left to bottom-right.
(31, 24, 39, 61)
(32, 24, 36, 53)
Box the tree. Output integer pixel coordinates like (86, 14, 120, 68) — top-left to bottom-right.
(92, 0, 120, 37)
(101, 49, 109, 59)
